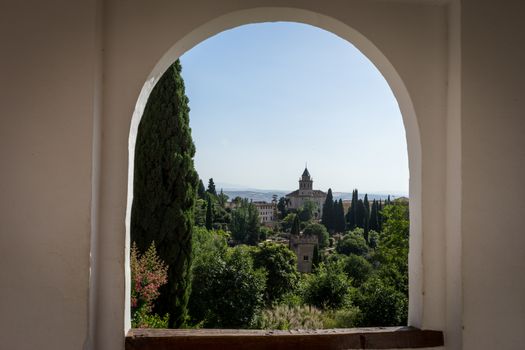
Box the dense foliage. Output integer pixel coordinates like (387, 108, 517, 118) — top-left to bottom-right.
(302, 260, 353, 310)
(336, 228, 369, 256)
(251, 242, 300, 305)
(189, 228, 266, 328)
(230, 198, 261, 245)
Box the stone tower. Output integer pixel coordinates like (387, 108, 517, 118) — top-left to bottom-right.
(299, 167, 313, 195)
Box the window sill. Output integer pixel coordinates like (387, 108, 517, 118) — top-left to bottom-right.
(126, 326, 443, 349)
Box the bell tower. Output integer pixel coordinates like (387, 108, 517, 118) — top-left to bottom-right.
(299, 166, 313, 195)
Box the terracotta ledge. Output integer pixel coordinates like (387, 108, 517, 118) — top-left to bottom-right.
(126, 326, 444, 349)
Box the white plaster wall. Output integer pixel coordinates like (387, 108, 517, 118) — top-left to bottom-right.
(98, 2, 448, 349)
(0, 0, 99, 349)
(461, 1, 525, 348)
(2, 1, 522, 350)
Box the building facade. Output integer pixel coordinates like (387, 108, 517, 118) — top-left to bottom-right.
(285, 167, 327, 219)
(252, 201, 276, 226)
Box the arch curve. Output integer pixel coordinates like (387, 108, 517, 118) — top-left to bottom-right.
(126, 6, 422, 331)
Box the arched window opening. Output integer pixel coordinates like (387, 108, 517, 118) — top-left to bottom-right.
(128, 21, 414, 333)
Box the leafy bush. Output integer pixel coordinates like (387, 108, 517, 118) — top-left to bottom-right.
(322, 306, 362, 328)
(354, 276, 407, 326)
(302, 260, 353, 310)
(189, 244, 266, 328)
(256, 305, 324, 330)
(342, 254, 373, 287)
(336, 229, 369, 256)
(259, 226, 272, 241)
(251, 242, 299, 305)
(130, 241, 169, 328)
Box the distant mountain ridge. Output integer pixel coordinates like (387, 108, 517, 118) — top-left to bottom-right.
(222, 188, 407, 203)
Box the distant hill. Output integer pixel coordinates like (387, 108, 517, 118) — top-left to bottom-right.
(223, 188, 407, 203)
(223, 190, 289, 203)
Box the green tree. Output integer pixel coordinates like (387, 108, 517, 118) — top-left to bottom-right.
(341, 254, 373, 287)
(217, 188, 228, 208)
(377, 199, 384, 231)
(346, 189, 358, 230)
(277, 197, 288, 219)
(369, 199, 379, 232)
(336, 228, 369, 256)
(252, 242, 300, 305)
(298, 199, 318, 222)
(290, 214, 301, 236)
(302, 260, 352, 310)
(355, 199, 366, 230)
(312, 244, 320, 270)
(363, 194, 370, 243)
(197, 179, 206, 199)
(189, 245, 266, 328)
(354, 276, 407, 326)
(321, 188, 335, 232)
(281, 213, 297, 232)
(373, 203, 409, 296)
(334, 199, 346, 233)
(205, 194, 213, 230)
(303, 222, 329, 249)
(131, 60, 197, 327)
(193, 198, 207, 227)
(231, 199, 260, 244)
(207, 178, 217, 196)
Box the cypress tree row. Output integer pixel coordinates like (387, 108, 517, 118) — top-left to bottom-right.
(321, 188, 335, 232)
(130, 60, 198, 328)
(205, 194, 213, 230)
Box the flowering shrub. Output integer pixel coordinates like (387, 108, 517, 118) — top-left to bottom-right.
(130, 241, 169, 328)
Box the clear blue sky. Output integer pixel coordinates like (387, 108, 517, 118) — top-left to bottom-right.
(180, 22, 408, 195)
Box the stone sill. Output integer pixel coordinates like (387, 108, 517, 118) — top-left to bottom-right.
(126, 326, 443, 349)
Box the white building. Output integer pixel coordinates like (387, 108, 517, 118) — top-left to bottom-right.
(253, 201, 276, 225)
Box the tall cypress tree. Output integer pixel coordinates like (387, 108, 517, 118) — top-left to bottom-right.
(205, 194, 213, 230)
(378, 199, 384, 232)
(369, 199, 379, 232)
(363, 194, 370, 242)
(321, 188, 334, 232)
(356, 199, 365, 230)
(131, 60, 198, 328)
(346, 189, 358, 230)
(207, 178, 217, 196)
(335, 199, 346, 233)
(197, 179, 206, 199)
